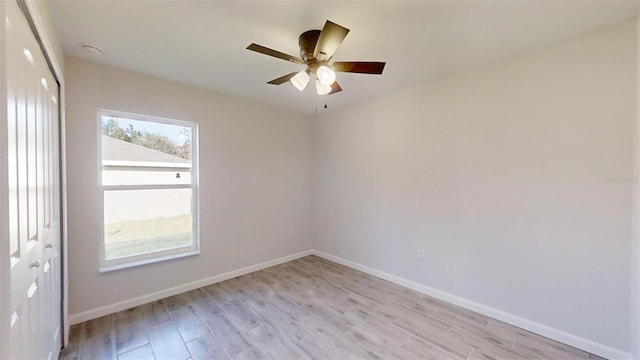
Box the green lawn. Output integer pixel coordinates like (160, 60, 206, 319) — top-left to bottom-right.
(104, 214, 192, 259)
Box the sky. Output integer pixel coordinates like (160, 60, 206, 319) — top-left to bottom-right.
(102, 115, 191, 146)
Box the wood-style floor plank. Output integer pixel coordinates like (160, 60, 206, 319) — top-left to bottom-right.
(204, 315, 253, 357)
(147, 323, 190, 360)
(137, 301, 171, 331)
(230, 346, 269, 360)
(61, 255, 602, 360)
(186, 333, 230, 360)
(84, 315, 114, 340)
(346, 325, 415, 359)
(170, 307, 210, 343)
(401, 335, 471, 360)
(118, 344, 156, 360)
(114, 308, 150, 355)
(78, 332, 117, 360)
(219, 299, 261, 332)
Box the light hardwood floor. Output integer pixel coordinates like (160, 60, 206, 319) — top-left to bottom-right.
(60, 255, 605, 360)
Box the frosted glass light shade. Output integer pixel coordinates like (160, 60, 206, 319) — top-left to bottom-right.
(316, 65, 336, 86)
(290, 71, 310, 91)
(315, 78, 331, 95)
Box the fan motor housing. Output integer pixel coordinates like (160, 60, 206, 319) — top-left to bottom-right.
(299, 30, 321, 63)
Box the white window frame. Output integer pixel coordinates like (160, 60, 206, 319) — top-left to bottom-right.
(97, 109, 199, 272)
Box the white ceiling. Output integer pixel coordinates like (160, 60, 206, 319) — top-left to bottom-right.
(49, 0, 640, 115)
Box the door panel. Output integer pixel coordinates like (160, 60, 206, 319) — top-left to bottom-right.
(5, 1, 62, 358)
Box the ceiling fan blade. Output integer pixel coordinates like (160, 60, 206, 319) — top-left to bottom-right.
(329, 81, 342, 95)
(267, 72, 299, 85)
(313, 21, 349, 62)
(247, 43, 305, 65)
(332, 61, 386, 74)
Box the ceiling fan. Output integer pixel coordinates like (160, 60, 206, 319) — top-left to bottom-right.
(247, 20, 386, 95)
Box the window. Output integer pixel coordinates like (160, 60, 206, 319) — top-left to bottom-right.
(98, 110, 198, 271)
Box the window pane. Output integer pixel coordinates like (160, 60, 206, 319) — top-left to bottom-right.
(104, 188, 192, 260)
(101, 116, 192, 164)
(102, 168, 191, 186)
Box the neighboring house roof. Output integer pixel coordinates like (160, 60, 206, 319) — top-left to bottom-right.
(102, 135, 190, 163)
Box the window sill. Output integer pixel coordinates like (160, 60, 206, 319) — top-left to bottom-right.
(98, 250, 200, 273)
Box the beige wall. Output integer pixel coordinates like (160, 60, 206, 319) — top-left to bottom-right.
(313, 22, 635, 354)
(28, 0, 64, 74)
(632, 17, 640, 360)
(64, 56, 314, 316)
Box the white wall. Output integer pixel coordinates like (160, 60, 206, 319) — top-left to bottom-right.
(314, 22, 635, 355)
(64, 56, 314, 317)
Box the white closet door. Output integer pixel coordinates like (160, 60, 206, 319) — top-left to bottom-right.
(5, 1, 62, 359)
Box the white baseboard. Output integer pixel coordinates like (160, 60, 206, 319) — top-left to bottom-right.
(311, 250, 631, 360)
(68, 250, 313, 325)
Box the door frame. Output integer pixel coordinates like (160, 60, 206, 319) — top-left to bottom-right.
(0, 0, 68, 355)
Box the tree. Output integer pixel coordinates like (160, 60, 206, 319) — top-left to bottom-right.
(102, 119, 131, 142)
(126, 124, 142, 143)
(102, 119, 191, 160)
(138, 133, 180, 157)
(176, 127, 192, 160)
(178, 141, 192, 160)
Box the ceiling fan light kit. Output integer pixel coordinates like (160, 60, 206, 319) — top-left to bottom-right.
(315, 78, 332, 95)
(291, 71, 310, 91)
(247, 20, 386, 96)
(316, 65, 336, 86)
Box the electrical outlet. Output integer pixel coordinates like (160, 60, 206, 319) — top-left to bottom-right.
(288, 229, 295, 239)
(417, 248, 425, 261)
